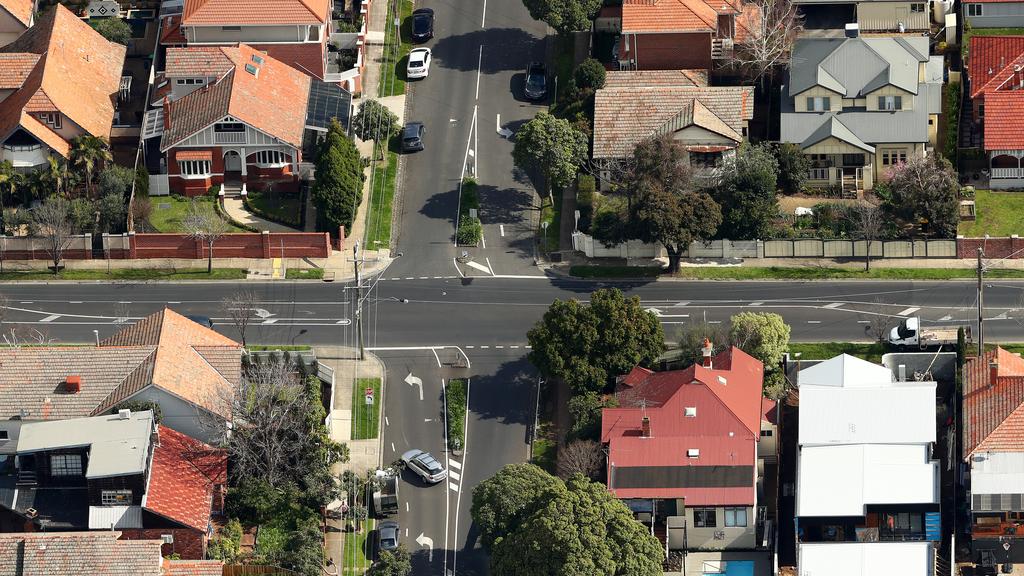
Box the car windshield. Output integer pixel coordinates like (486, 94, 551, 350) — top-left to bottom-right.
(896, 320, 915, 339)
(413, 15, 429, 34)
(382, 537, 396, 548)
(527, 74, 545, 89)
(403, 126, 419, 140)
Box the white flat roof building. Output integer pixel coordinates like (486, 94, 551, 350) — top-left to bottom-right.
(798, 542, 934, 576)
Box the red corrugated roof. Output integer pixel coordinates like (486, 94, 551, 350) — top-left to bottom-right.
(964, 348, 1024, 456)
(621, 0, 759, 41)
(145, 425, 226, 532)
(761, 397, 777, 424)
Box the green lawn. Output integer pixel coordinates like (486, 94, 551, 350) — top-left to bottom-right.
(378, 0, 413, 97)
(569, 265, 664, 279)
(352, 377, 382, 440)
(246, 189, 302, 228)
(364, 146, 398, 249)
(531, 437, 556, 474)
(0, 268, 246, 281)
(959, 189, 1024, 237)
(285, 268, 325, 280)
(788, 342, 888, 363)
(569, 265, 1024, 281)
(551, 34, 575, 108)
(540, 188, 562, 253)
(147, 195, 247, 233)
(342, 518, 374, 575)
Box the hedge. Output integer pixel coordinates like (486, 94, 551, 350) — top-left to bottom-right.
(576, 174, 595, 233)
(446, 379, 467, 451)
(945, 82, 960, 164)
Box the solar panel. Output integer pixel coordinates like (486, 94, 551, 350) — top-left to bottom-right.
(305, 81, 352, 132)
(244, 63, 258, 76)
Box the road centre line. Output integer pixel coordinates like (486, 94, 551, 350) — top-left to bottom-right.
(385, 416, 390, 426)
(39, 314, 60, 322)
(481, 0, 487, 27)
(500, 224, 505, 237)
(475, 45, 483, 100)
(824, 302, 844, 308)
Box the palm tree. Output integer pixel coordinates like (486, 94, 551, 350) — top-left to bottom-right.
(69, 135, 112, 196)
(42, 155, 65, 197)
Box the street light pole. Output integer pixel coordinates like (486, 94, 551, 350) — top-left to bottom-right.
(977, 247, 984, 358)
(353, 241, 364, 360)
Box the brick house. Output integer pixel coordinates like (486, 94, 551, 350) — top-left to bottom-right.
(966, 36, 1024, 189)
(0, 4, 125, 170)
(615, 0, 761, 72)
(0, 0, 33, 46)
(0, 411, 226, 560)
(600, 346, 774, 552)
(0, 531, 164, 575)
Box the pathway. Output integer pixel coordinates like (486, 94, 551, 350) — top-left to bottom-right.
(221, 197, 295, 232)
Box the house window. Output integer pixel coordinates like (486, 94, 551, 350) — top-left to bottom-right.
(0, 430, 7, 440)
(760, 429, 773, 437)
(968, 3, 983, 16)
(694, 508, 717, 527)
(179, 160, 212, 177)
(255, 150, 289, 167)
(690, 152, 720, 168)
(101, 490, 132, 505)
(911, 2, 926, 12)
(214, 123, 245, 132)
(725, 507, 748, 527)
(806, 96, 830, 112)
(50, 454, 83, 476)
(881, 149, 908, 166)
(307, 25, 320, 41)
(878, 95, 903, 111)
(684, 406, 697, 417)
(175, 78, 205, 86)
(38, 112, 61, 129)
(222, 25, 241, 31)
(979, 104, 985, 118)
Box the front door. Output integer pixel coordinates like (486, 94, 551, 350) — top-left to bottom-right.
(224, 150, 241, 172)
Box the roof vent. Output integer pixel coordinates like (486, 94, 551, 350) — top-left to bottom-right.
(687, 448, 700, 458)
(244, 63, 258, 77)
(717, 375, 727, 385)
(65, 375, 81, 393)
(641, 416, 651, 438)
(118, 409, 131, 420)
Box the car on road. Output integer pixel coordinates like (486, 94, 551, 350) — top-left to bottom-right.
(524, 62, 547, 101)
(401, 122, 425, 152)
(406, 48, 431, 79)
(411, 8, 434, 42)
(401, 449, 447, 483)
(377, 520, 399, 553)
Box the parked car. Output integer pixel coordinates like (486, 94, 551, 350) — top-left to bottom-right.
(524, 61, 547, 101)
(401, 122, 425, 152)
(407, 47, 431, 79)
(401, 449, 447, 483)
(411, 8, 434, 42)
(377, 520, 399, 553)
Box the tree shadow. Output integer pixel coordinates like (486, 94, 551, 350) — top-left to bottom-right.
(417, 181, 461, 227)
(477, 184, 534, 225)
(431, 28, 545, 74)
(467, 357, 536, 426)
(454, 521, 488, 575)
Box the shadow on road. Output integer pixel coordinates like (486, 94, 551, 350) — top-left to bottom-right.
(477, 184, 533, 225)
(431, 27, 543, 73)
(468, 356, 535, 426)
(418, 181, 460, 229)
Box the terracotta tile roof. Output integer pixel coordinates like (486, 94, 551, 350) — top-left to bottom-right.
(0, 53, 38, 88)
(593, 84, 753, 159)
(0, 0, 33, 28)
(0, 531, 163, 576)
(968, 36, 1024, 99)
(162, 44, 312, 150)
(160, 14, 187, 45)
(621, 0, 759, 41)
(0, 5, 125, 143)
(165, 46, 234, 77)
(982, 91, 1024, 150)
(182, 0, 329, 26)
(250, 41, 326, 80)
(963, 348, 1024, 456)
(162, 559, 224, 576)
(101, 308, 243, 418)
(603, 68, 708, 88)
(145, 425, 227, 532)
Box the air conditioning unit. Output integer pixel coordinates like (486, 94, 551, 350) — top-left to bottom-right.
(161, 534, 174, 544)
(714, 530, 726, 540)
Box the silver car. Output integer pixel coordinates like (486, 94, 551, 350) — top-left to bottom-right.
(401, 449, 447, 483)
(377, 520, 399, 553)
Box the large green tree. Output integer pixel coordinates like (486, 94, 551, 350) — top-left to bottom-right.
(471, 463, 562, 549)
(488, 474, 664, 576)
(729, 312, 791, 372)
(367, 546, 412, 576)
(513, 111, 588, 200)
(93, 17, 132, 45)
(714, 143, 779, 240)
(527, 288, 665, 393)
(522, 0, 602, 34)
(632, 181, 721, 273)
(351, 99, 399, 160)
(882, 154, 959, 238)
(312, 120, 364, 233)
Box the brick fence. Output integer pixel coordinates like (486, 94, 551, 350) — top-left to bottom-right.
(0, 232, 332, 261)
(957, 236, 1024, 259)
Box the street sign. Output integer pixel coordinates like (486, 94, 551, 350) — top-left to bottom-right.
(365, 387, 374, 405)
(469, 208, 478, 219)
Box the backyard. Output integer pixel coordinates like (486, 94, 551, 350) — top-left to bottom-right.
(958, 189, 1024, 237)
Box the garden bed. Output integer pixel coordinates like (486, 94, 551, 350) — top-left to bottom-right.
(446, 378, 467, 451)
(244, 188, 303, 228)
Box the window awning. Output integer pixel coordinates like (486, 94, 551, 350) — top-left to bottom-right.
(176, 150, 212, 161)
(685, 145, 733, 153)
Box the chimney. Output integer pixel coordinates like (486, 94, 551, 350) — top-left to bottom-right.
(701, 338, 714, 368)
(641, 416, 651, 438)
(990, 360, 1000, 387)
(65, 375, 81, 393)
(844, 22, 859, 38)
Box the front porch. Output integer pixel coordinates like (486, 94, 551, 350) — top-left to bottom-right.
(804, 153, 874, 198)
(987, 149, 1024, 189)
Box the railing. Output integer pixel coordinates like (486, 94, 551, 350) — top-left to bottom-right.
(808, 167, 830, 180)
(214, 131, 247, 144)
(972, 521, 1024, 538)
(2, 144, 42, 152)
(991, 167, 1024, 179)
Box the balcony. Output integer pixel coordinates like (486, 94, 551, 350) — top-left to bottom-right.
(214, 131, 246, 145)
(973, 518, 1024, 538)
(991, 167, 1024, 179)
(1, 144, 47, 168)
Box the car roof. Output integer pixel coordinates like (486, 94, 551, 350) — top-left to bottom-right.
(379, 520, 399, 530)
(415, 452, 441, 468)
(403, 122, 423, 132)
(413, 8, 433, 15)
(401, 448, 423, 460)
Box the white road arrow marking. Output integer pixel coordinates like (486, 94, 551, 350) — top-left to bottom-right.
(496, 114, 513, 139)
(645, 307, 663, 317)
(405, 372, 423, 401)
(416, 533, 434, 561)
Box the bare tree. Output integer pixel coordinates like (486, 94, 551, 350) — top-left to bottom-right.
(733, 0, 802, 84)
(183, 200, 229, 273)
(851, 204, 885, 271)
(31, 197, 73, 275)
(222, 289, 260, 347)
(557, 439, 604, 480)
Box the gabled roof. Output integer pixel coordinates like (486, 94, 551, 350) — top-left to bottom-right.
(161, 44, 312, 150)
(603, 69, 708, 89)
(593, 84, 753, 159)
(0, 53, 36, 88)
(621, 0, 760, 42)
(789, 36, 928, 97)
(0, 531, 163, 576)
(165, 46, 234, 77)
(182, 0, 329, 26)
(963, 347, 1024, 456)
(982, 91, 1024, 150)
(145, 426, 226, 532)
(797, 353, 893, 387)
(968, 36, 1024, 99)
(0, 4, 126, 154)
(0, 0, 33, 28)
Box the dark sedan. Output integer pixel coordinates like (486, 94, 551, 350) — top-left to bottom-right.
(411, 8, 433, 42)
(401, 122, 425, 152)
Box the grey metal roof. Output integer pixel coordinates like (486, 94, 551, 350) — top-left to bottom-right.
(89, 505, 144, 529)
(0, 421, 23, 455)
(779, 87, 931, 146)
(802, 116, 875, 153)
(17, 410, 154, 479)
(789, 36, 930, 97)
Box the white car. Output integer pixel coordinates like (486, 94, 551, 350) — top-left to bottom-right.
(407, 48, 431, 79)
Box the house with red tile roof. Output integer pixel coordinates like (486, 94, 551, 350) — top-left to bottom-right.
(967, 36, 1024, 189)
(0, 4, 125, 170)
(0, 531, 165, 576)
(600, 345, 769, 551)
(614, 0, 761, 72)
(0, 412, 226, 560)
(0, 0, 33, 46)
(0, 307, 243, 444)
(962, 347, 1024, 563)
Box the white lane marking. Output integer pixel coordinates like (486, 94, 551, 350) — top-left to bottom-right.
(485, 257, 495, 276)
(497, 114, 512, 138)
(451, 378, 472, 573)
(674, 301, 689, 307)
(449, 470, 461, 481)
(335, 319, 352, 325)
(824, 302, 843, 309)
(479, 345, 489, 349)
(495, 345, 504, 349)
(424, 418, 433, 422)
(500, 224, 505, 237)
(897, 307, 920, 316)
(449, 459, 462, 470)
(525, 345, 531, 349)
(167, 301, 180, 304)
(20, 301, 33, 304)
(708, 320, 722, 324)
(857, 320, 871, 324)
(391, 442, 395, 452)
(466, 345, 475, 349)
(454, 257, 466, 278)
(939, 315, 953, 321)
(261, 319, 278, 324)
(481, 233, 486, 249)
(475, 45, 483, 100)
(464, 259, 491, 274)
(69, 301, 82, 304)
(482, 0, 487, 26)
(405, 277, 415, 280)
(431, 348, 441, 367)
(807, 320, 822, 324)
(449, 482, 459, 492)
(749, 302, 763, 306)
(391, 277, 401, 280)
(40, 314, 60, 322)
(385, 416, 390, 426)
(419, 276, 429, 279)
(406, 502, 410, 512)
(405, 528, 409, 537)
(510, 345, 519, 349)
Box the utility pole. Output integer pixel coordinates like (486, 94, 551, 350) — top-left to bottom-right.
(353, 241, 365, 360)
(977, 247, 985, 358)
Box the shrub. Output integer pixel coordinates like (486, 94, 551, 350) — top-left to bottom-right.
(112, 400, 163, 423)
(134, 165, 149, 197)
(945, 82, 961, 163)
(226, 478, 282, 525)
(207, 518, 243, 562)
(576, 175, 595, 232)
(574, 58, 606, 90)
(446, 379, 467, 450)
(92, 17, 131, 45)
(456, 217, 482, 246)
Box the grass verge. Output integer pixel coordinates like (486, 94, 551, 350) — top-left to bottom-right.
(365, 144, 398, 249)
(532, 438, 556, 474)
(569, 265, 663, 279)
(539, 188, 562, 253)
(959, 189, 1024, 237)
(352, 377, 382, 440)
(789, 342, 888, 364)
(551, 34, 575, 108)
(245, 189, 302, 228)
(0, 268, 246, 281)
(570, 265, 1024, 281)
(342, 517, 374, 574)
(446, 379, 467, 451)
(286, 268, 325, 280)
(378, 0, 413, 97)
(148, 195, 247, 233)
